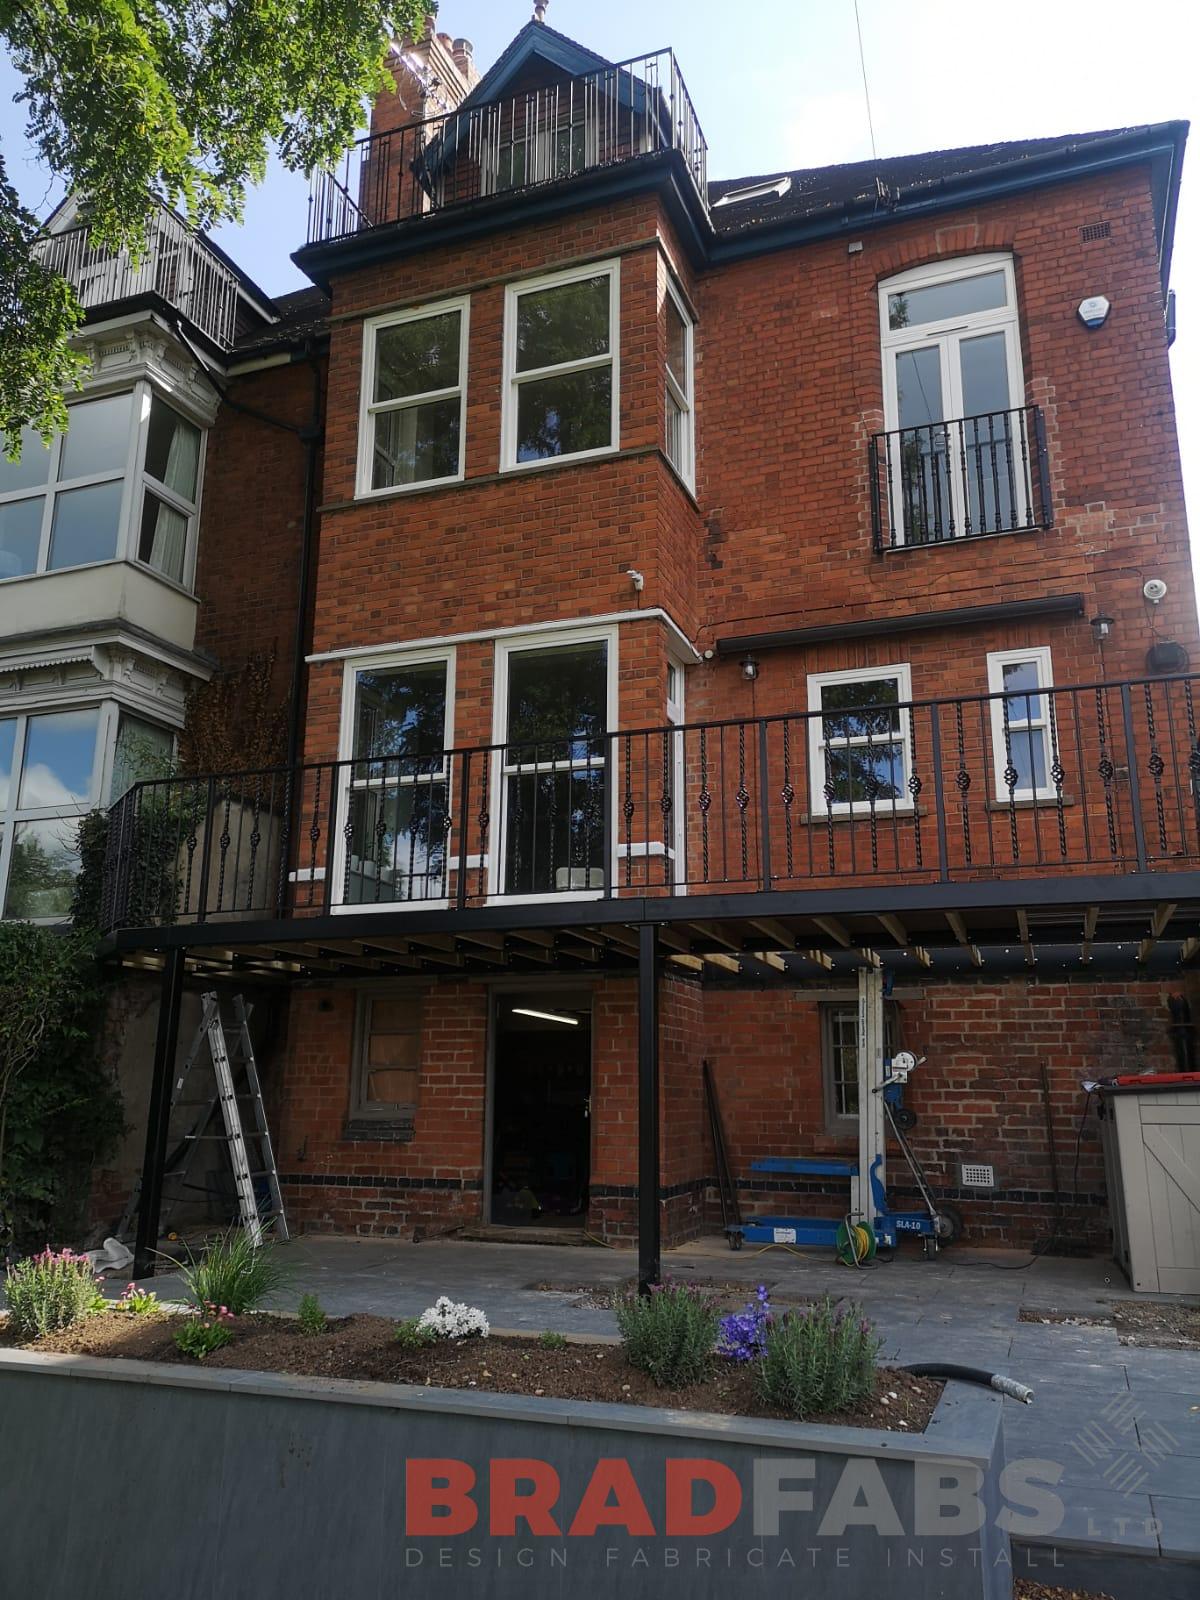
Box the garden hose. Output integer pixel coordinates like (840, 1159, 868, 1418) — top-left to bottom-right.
(901, 1362, 1035, 1404)
(836, 1217, 877, 1267)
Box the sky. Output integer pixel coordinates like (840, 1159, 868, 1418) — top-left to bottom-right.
(1, 0, 1195, 526)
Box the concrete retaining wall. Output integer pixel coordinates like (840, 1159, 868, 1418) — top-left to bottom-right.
(0, 1351, 1008, 1598)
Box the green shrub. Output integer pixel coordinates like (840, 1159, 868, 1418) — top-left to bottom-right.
(176, 1226, 289, 1316)
(755, 1297, 882, 1419)
(394, 1317, 437, 1351)
(614, 1282, 719, 1388)
(539, 1329, 568, 1350)
(174, 1309, 234, 1360)
(297, 1293, 327, 1336)
(3, 1247, 103, 1339)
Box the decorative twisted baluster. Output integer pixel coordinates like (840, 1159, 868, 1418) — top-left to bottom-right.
(1095, 688, 1118, 857)
(954, 701, 972, 865)
(476, 759, 490, 900)
(1185, 681, 1200, 851)
(215, 781, 233, 910)
(1000, 704, 1020, 862)
(823, 749, 837, 873)
(1047, 696, 1068, 859)
(623, 733, 634, 888)
(308, 767, 324, 892)
(660, 731, 673, 886)
(184, 785, 200, 912)
(781, 720, 795, 878)
(698, 727, 711, 884)
(246, 777, 264, 911)
(1144, 684, 1168, 855)
(736, 722, 750, 881)
(907, 718, 923, 869)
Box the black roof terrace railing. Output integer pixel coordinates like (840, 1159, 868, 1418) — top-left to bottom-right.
(100, 675, 1200, 935)
(307, 48, 709, 245)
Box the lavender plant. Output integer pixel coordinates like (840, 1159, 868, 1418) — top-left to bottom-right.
(717, 1284, 772, 1363)
(755, 1296, 882, 1419)
(615, 1281, 719, 1388)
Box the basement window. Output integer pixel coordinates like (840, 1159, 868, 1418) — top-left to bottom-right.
(351, 991, 422, 1128)
(822, 1002, 897, 1123)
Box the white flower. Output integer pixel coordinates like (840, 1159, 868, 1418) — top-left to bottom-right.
(416, 1295, 489, 1340)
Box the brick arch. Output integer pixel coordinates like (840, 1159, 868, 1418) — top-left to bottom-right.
(870, 221, 1017, 287)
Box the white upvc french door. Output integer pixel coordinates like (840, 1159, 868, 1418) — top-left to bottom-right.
(880, 255, 1027, 544)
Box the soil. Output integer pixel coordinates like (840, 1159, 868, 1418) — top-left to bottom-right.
(1015, 1584, 1114, 1600)
(1020, 1299, 1200, 1350)
(1, 1311, 941, 1431)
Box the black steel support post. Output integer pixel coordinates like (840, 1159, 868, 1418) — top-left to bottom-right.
(637, 922, 661, 1294)
(133, 948, 187, 1278)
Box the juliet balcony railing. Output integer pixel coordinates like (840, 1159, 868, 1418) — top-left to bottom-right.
(870, 404, 1053, 551)
(36, 208, 242, 350)
(307, 48, 709, 246)
(99, 676, 1200, 935)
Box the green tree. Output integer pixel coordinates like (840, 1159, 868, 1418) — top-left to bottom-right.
(1, 0, 432, 453)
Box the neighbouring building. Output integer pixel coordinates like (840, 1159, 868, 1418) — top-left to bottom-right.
(59, 13, 1200, 1270)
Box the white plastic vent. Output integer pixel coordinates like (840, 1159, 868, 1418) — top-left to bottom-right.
(961, 1163, 996, 1189)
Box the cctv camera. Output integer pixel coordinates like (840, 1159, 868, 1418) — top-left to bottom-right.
(1143, 578, 1168, 604)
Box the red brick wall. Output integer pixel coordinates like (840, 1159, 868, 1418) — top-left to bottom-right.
(702, 975, 1189, 1249)
(193, 357, 325, 717)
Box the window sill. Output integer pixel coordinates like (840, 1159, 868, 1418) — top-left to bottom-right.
(878, 522, 1051, 554)
(984, 793, 1076, 812)
(343, 1118, 415, 1144)
(799, 806, 922, 825)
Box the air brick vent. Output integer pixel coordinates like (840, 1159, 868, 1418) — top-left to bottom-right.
(961, 1162, 997, 1189)
(1080, 221, 1112, 241)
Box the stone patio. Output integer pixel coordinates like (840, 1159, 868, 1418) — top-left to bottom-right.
(124, 1234, 1200, 1596)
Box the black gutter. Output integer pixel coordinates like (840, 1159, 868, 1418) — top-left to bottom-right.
(715, 593, 1085, 658)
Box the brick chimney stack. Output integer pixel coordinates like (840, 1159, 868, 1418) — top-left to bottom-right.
(372, 13, 480, 140)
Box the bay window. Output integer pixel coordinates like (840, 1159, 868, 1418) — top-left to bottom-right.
(0, 707, 102, 919)
(502, 261, 619, 468)
(358, 300, 468, 495)
(338, 653, 453, 906)
(664, 279, 694, 488)
(807, 665, 914, 815)
(138, 396, 202, 583)
(0, 385, 205, 587)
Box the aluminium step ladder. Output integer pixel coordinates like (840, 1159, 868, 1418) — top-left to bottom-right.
(118, 993, 288, 1245)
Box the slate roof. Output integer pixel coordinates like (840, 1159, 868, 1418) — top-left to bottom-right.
(233, 286, 331, 357)
(707, 126, 1177, 235)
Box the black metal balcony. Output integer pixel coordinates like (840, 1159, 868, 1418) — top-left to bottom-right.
(869, 404, 1052, 551)
(100, 674, 1200, 936)
(307, 48, 708, 245)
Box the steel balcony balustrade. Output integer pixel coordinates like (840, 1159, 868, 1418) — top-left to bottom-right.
(98, 674, 1200, 934)
(869, 404, 1053, 551)
(307, 48, 709, 245)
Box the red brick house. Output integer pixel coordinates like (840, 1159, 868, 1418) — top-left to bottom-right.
(95, 16, 1199, 1280)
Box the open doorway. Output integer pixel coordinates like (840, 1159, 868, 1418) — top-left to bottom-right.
(488, 990, 591, 1228)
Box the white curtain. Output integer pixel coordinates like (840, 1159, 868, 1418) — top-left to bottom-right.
(146, 413, 199, 581)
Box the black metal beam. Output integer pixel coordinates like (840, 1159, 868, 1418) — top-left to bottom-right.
(637, 923, 661, 1295)
(715, 593, 1084, 657)
(104, 870, 1200, 957)
(133, 947, 186, 1278)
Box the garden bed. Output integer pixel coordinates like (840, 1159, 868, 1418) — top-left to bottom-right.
(0, 1310, 942, 1431)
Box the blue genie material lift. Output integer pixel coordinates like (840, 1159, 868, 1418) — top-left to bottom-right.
(726, 967, 963, 1258)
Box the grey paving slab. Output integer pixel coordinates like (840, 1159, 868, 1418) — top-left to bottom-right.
(1036, 1484, 1162, 1552)
(1150, 1493, 1200, 1558)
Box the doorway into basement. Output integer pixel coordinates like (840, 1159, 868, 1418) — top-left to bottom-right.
(488, 990, 592, 1228)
